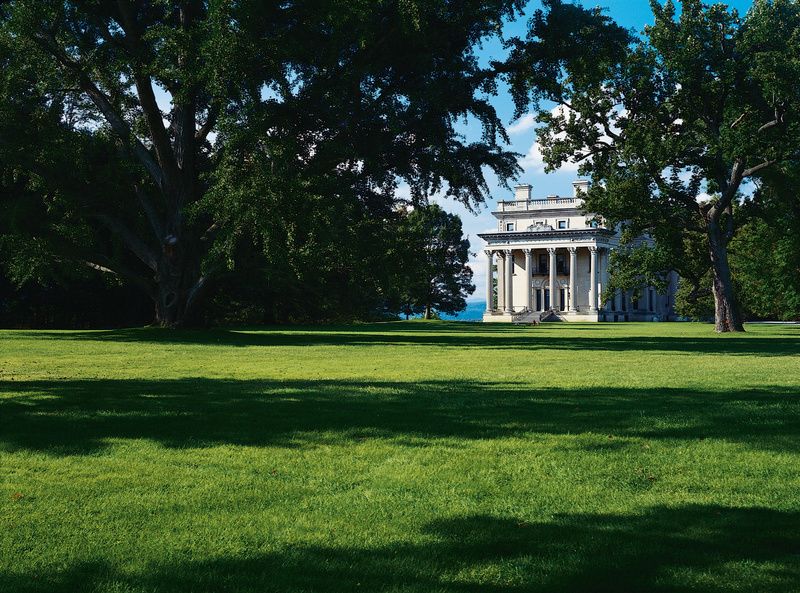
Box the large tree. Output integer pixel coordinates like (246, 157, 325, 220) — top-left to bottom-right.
(503, 0, 800, 331)
(0, 0, 522, 326)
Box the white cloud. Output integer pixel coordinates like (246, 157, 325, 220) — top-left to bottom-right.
(518, 139, 579, 174)
(507, 113, 537, 135)
(695, 192, 712, 203)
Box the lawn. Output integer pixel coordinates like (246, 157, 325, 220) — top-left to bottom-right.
(1, 321, 799, 593)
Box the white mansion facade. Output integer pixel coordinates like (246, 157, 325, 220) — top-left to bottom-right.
(479, 181, 678, 323)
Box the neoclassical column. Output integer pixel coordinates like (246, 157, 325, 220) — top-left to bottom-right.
(523, 249, 533, 311)
(497, 251, 505, 311)
(484, 250, 494, 313)
(548, 247, 557, 311)
(589, 246, 598, 312)
(504, 249, 514, 313)
(601, 249, 611, 311)
(568, 246, 578, 312)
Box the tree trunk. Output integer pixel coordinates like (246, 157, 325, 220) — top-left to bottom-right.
(424, 304, 432, 319)
(706, 219, 744, 332)
(152, 236, 202, 327)
(153, 257, 186, 327)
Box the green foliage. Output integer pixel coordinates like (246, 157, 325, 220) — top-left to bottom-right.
(390, 204, 475, 318)
(605, 242, 672, 303)
(1, 0, 523, 325)
(730, 167, 800, 320)
(1, 323, 799, 591)
(674, 270, 715, 320)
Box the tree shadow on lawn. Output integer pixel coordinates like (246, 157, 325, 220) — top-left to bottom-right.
(1, 378, 798, 455)
(5, 505, 800, 593)
(13, 322, 800, 356)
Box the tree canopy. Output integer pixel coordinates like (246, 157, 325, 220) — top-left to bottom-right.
(0, 0, 523, 326)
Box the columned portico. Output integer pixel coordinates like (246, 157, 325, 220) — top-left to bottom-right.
(480, 180, 677, 323)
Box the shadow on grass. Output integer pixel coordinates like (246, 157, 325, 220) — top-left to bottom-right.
(1, 378, 798, 455)
(5, 505, 799, 592)
(11, 322, 800, 355)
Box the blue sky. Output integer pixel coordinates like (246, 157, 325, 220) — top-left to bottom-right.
(444, 0, 753, 301)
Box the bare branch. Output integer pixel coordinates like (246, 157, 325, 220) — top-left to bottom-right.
(742, 159, 776, 178)
(92, 213, 158, 271)
(195, 105, 219, 143)
(115, 0, 180, 190)
(31, 32, 166, 190)
(729, 112, 747, 129)
(83, 260, 117, 275)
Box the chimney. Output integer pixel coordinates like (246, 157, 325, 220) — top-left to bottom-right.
(572, 180, 589, 197)
(514, 184, 532, 201)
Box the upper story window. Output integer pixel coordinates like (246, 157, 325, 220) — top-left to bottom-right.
(505, 222, 515, 232)
(557, 220, 568, 229)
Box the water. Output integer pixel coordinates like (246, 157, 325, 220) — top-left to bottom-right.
(439, 300, 485, 321)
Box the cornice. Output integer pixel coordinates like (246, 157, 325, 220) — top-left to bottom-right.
(479, 228, 615, 242)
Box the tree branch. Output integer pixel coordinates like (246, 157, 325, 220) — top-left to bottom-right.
(92, 213, 158, 271)
(115, 0, 180, 192)
(729, 111, 747, 129)
(742, 159, 776, 179)
(31, 32, 166, 191)
(134, 184, 165, 241)
(757, 105, 785, 134)
(195, 104, 219, 143)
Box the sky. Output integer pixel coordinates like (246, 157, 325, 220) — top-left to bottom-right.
(436, 0, 754, 302)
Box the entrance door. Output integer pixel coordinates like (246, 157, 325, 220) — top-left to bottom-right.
(544, 290, 550, 310)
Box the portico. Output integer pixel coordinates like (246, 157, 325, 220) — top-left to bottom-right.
(483, 242, 607, 322)
(480, 181, 677, 323)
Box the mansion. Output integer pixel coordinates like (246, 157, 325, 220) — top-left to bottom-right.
(479, 181, 678, 323)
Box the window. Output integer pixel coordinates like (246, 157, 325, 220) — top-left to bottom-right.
(556, 253, 567, 275)
(538, 253, 548, 274)
(505, 222, 515, 232)
(557, 220, 568, 229)
(649, 290, 655, 312)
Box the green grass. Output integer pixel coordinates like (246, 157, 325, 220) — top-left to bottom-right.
(1, 321, 799, 593)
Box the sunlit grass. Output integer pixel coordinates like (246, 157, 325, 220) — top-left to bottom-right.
(1, 322, 799, 592)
